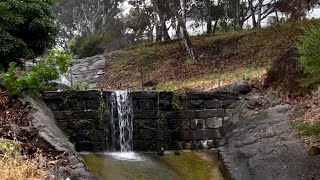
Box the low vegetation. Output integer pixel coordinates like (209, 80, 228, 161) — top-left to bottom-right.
(298, 25, 320, 86)
(98, 19, 320, 91)
(0, 139, 47, 180)
(0, 50, 71, 97)
(296, 123, 320, 136)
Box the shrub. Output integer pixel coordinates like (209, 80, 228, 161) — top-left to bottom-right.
(69, 31, 128, 58)
(0, 50, 71, 97)
(298, 26, 320, 86)
(0, 0, 58, 69)
(73, 79, 90, 91)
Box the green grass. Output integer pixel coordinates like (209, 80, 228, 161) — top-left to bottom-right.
(296, 123, 320, 136)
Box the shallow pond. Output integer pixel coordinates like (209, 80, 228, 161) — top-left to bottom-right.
(81, 151, 222, 180)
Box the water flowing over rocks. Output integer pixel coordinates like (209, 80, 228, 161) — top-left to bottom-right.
(219, 93, 320, 180)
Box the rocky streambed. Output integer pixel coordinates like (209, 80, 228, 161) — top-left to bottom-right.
(219, 92, 320, 180)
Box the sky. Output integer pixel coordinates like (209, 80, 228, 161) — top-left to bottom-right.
(121, 2, 320, 36)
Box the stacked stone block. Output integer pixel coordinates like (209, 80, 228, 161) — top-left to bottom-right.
(43, 91, 105, 152)
(43, 90, 239, 152)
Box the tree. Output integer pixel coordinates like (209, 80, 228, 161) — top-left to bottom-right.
(276, 0, 319, 21)
(169, 0, 196, 59)
(54, 0, 124, 48)
(0, 0, 58, 70)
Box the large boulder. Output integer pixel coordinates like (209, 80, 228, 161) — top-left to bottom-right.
(219, 94, 320, 180)
(21, 96, 97, 180)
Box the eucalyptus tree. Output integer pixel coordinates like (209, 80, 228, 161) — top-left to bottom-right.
(169, 0, 196, 59)
(54, 0, 124, 48)
(275, 0, 319, 21)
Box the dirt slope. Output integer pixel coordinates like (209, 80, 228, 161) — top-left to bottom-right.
(97, 19, 320, 91)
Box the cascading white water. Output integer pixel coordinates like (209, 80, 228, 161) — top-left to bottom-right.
(110, 90, 134, 152)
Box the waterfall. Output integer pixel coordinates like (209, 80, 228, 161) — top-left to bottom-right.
(109, 90, 134, 152)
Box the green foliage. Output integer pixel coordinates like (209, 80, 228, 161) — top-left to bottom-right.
(0, 50, 71, 97)
(73, 79, 90, 91)
(69, 34, 107, 58)
(69, 30, 127, 58)
(0, 140, 21, 158)
(298, 26, 320, 86)
(0, 0, 58, 69)
(296, 123, 320, 136)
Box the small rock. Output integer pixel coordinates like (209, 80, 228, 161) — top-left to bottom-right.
(308, 146, 320, 156)
(230, 81, 252, 94)
(143, 80, 159, 87)
(265, 92, 281, 107)
(157, 147, 165, 156)
(235, 135, 257, 148)
(259, 129, 276, 139)
(174, 150, 180, 155)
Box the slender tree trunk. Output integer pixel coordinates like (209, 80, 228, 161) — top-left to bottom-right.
(213, 19, 219, 34)
(236, 0, 241, 29)
(256, 0, 263, 28)
(152, 0, 162, 42)
(160, 13, 171, 41)
(249, 0, 257, 28)
(275, 8, 280, 25)
(169, 0, 196, 59)
(205, 0, 212, 35)
(179, 0, 196, 59)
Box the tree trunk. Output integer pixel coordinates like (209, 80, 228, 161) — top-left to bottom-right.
(249, 0, 257, 28)
(205, 0, 212, 35)
(160, 13, 171, 41)
(152, 0, 162, 42)
(256, 0, 263, 28)
(213, 19, 219, 34)
(179, 0, 196, 59)
(169, 0, 196, 59)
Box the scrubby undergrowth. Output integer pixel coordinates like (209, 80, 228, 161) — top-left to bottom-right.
(98, 19, 320, 91)
(0, 139, 47, 180)
(0, 87, 60, 180)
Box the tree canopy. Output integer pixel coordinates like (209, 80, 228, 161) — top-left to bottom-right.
(0, 0, 58, 70)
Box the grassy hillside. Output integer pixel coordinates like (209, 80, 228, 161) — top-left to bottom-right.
(97, 19, 320, 91)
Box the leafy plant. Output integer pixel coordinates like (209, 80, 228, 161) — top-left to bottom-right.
(0, 0, 58, 69)
(0, 50, 71, 97)
(298, 26, 320, 86)
(73, 79, 90, 91)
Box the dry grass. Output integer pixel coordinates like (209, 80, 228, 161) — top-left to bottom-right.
(293, 86, 320, 147)
(98, 19, 320, 90)
(0, 139, 47, 180)
(156, 67, 267, 91)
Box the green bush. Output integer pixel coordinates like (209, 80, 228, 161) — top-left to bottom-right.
(73, 34, 108, 58)
(0, 50, 71, 97)
(73, 79, 90, 91)
(298, 26, 320, 86)
(69, 32, 117, 58)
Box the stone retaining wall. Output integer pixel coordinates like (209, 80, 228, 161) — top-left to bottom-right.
(43, 90, 239, 152)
